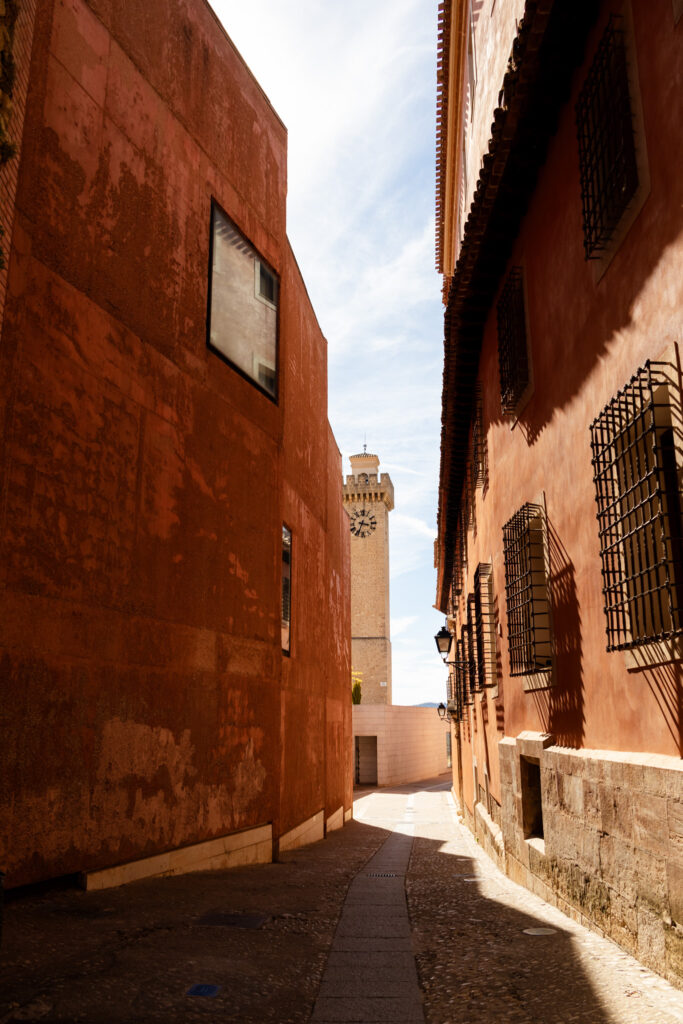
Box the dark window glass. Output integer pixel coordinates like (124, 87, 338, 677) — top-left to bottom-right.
(282, 525, 292, 654)
(497, 267, 529, 415)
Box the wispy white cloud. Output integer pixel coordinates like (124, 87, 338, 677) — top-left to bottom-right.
(391, 615, 418, 638)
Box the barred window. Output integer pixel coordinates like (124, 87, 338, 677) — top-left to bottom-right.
(471, 384, 487, 489)
(474, 563, 496, 688)
(455, 632, 473, 708)
(451, 514, 467, 598)
(503, 504, 553, 676)
(446, 664, 460, 721)
(466, 595, 478, 695)
(575, 16, 638, 260)
(590, 361, 683, 651)
(497, 267, 530, 415)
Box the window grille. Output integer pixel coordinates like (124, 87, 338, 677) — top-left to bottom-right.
(497, 267, 529, 415)
(451, 552, 463, 600)
(503, 503, 553, 676)
(474, 563, 496, 687)
(467, 594, 480, 693)
(446, 670, 460, 721)
(451, 514, 468, 598)
(590, 361, 683, 651)
(464, 461, 476, 531)
(575, 16, 638, 260)
(471, 384, 487, 489)
(455, 633, 473, 706)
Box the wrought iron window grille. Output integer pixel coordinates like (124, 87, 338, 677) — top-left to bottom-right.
(503, 503, 553, 676)
(471, 384, 487, 489)
(590, 361, 683, 651)
(445, 672, 459, 721)
(464, 461, 476, 532)
(467, 595, 479, 694)
(474, 563, 496, 688)
(497, 267, 530, 415)
(575, 16, 638, 260)
(455, 633, 473, 706)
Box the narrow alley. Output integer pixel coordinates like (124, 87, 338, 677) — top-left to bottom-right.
(2, 780, 682, 1024)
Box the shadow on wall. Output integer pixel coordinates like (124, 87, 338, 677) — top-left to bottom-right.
(533, 518, 585, 748)
(643, 660, 683, 758)
(407, 836, 613, 1023)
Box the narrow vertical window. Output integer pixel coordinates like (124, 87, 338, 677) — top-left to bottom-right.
(282, 525, 292, 654)
(502, 503, 553, 676)
(497, 266, 530, 416)
(575, 16, 638, 260)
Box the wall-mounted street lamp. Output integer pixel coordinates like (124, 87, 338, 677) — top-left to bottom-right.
(434, 625, 452, 663)
(437, 701, 456, 724)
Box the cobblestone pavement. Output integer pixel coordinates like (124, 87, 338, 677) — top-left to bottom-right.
(397, 782, 683, 1024)
(1, 778, 683, 1023)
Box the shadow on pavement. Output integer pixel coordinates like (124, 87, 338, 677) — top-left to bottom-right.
(0, 787, 618, 1024)
(408, 836, 613, 1024)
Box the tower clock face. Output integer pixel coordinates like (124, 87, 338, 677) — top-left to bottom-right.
(350, 507, 377, 538)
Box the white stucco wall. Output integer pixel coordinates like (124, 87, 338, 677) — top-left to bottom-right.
(353, 705, 450, 787)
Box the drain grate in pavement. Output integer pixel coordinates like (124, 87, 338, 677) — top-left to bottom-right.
(366, 872, 397, 878)
(198, 911, 269, 928)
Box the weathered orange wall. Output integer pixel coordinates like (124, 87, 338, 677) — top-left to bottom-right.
(0, 0, 351, 887)
(453, 0, 682, 808)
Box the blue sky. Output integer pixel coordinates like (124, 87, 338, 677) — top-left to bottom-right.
(209, 0, 447, 705)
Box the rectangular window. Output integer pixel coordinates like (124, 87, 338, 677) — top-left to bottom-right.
(471, 384, 487, 489)
(281, 525, 292, 654)
(590, 361, 682, 651)
(503, 503, 553, 676)
(497, 267, 530, 416)
(456, 628, 473, 707)
(575, 16, 638, 260)
(473, 563, 496, 688)
(207, 202, 279, 399)
(520, 757, 544, 840)
(466, 594, 478, 694)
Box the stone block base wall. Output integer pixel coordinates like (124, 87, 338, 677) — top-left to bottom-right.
(489, 734, 683, 988)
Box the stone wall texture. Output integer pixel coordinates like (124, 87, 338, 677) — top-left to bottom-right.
(492, 738, 683, 987)
(438, 0, 683, 989)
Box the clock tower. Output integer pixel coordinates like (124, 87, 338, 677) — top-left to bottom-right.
(342, 451, 394, 705)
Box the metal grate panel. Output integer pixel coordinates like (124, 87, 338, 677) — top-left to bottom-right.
(455, 633, 473, 707)
(503, 503, 552, 675)
(467, 594, 479, 693)
(497, 267, 529, 415)
(471, 384, 487, 489)
(590, 361, 682, 651)
(575, 16, 638, 259)
(474, 563, 495, 687)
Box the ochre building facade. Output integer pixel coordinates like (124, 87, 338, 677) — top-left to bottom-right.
(0, 0, 352, 889)
(342, 452, 394, 705)
(435, 0, 683, 985)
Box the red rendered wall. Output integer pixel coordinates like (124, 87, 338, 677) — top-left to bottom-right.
(0, 0, 351, 886)
(453, 0, 683, 810)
